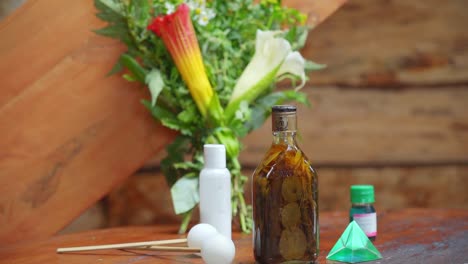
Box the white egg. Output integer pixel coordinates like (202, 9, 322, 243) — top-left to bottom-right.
(187, 223, 218, 248)
(201, 234, 236, 264)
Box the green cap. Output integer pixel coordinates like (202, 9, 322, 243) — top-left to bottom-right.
(350, 185, 375, 204)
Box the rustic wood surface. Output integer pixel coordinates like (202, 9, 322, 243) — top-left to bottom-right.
(241, 86, 468, 167)
(106, 167, 468, 226)
(0, 209, 466, 264)
(0, 0, 175, 245)
(304, 0, 468, 87)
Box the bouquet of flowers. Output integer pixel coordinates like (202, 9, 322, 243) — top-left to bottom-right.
(94, 0, 323, 233)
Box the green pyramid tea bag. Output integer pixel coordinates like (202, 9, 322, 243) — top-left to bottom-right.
(327, 221, 382, 263)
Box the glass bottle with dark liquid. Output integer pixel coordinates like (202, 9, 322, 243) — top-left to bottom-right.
(349, 185, 377, 241)
(253, 105, 319, 263)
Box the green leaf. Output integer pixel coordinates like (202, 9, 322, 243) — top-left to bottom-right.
(94, 0, 132, 45)
(305, 60, 327, 71)
(177, 109, 197, 124)
(286, 26, 309, 51)
(146, 69, 164, 106)
(174, 162, 202, 171)
(107, 59, 124, 76)
(120, 54, 147, 83)
(296, 27, 309, 50)
(206, 93, 224, 127)
(141, 100, 183, 132)
(170, 175, 199, 214)
(128, 0, 151, 27)
(284, 26, 309, 51)
(94, 0, 124, 21)
(208, 127, 241, 158)
(95, 0, 123, 16)
(94, 25, 127, 39)
(122, 73, 137, 82)
(225, 101, 251, 138)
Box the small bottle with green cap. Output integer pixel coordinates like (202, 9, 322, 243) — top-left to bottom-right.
(349, 185, 377, 241)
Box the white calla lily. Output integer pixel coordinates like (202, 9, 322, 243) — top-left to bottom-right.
(226, 30, 307, 119)
(229, 30, 291, 103)
(276, 51, 306, 90)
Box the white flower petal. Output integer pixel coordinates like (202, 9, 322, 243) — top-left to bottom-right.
(188, 2, 215, 26)
(187, 1, 198, 10)
(204, 8, 216, 19)
(276, 51, 306, 90)
(164, 3, 175, 14)
(230, 30, 291, 101)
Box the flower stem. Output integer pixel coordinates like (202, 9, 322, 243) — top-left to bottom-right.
(238, 191, 248, 232)
(178, 208, 193, 234)
(229, 156, 251, 233)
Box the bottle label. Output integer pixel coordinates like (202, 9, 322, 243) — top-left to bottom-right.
(353, 212, 377, 237)
(272, 112, 296, 132)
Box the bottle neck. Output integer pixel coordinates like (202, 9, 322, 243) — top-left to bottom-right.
(204, 144, 226, 169)
(273, 131, 297, 145)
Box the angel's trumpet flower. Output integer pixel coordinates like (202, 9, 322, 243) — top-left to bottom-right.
(148, 4, 215, 117)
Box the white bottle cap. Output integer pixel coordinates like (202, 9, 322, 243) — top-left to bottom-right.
(204, 144, 226, 169)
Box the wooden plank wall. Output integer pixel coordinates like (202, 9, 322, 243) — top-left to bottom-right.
(66, 0, 468, 231)
(0, 0, 179, 242)
(244, 0, 468, 206)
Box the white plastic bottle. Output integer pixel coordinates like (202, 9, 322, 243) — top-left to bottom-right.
(199, 144, 232, 239)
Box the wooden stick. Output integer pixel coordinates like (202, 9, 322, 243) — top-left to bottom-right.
(137, 245, 200, 253)
(57, 238, 187, 253)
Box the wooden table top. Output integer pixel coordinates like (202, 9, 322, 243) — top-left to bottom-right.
(0, 209, 466, 264)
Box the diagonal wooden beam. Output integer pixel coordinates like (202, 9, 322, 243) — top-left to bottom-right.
(0, 0, 176, 245)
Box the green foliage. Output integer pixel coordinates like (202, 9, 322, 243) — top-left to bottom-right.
(95, 0, 322, 233)
(246, 90, 310, 133)
(170, 175, 199, 214)
(120, 54, 147, 82)
(146, 69, 164, 106)
(159, 135, 191, 186)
